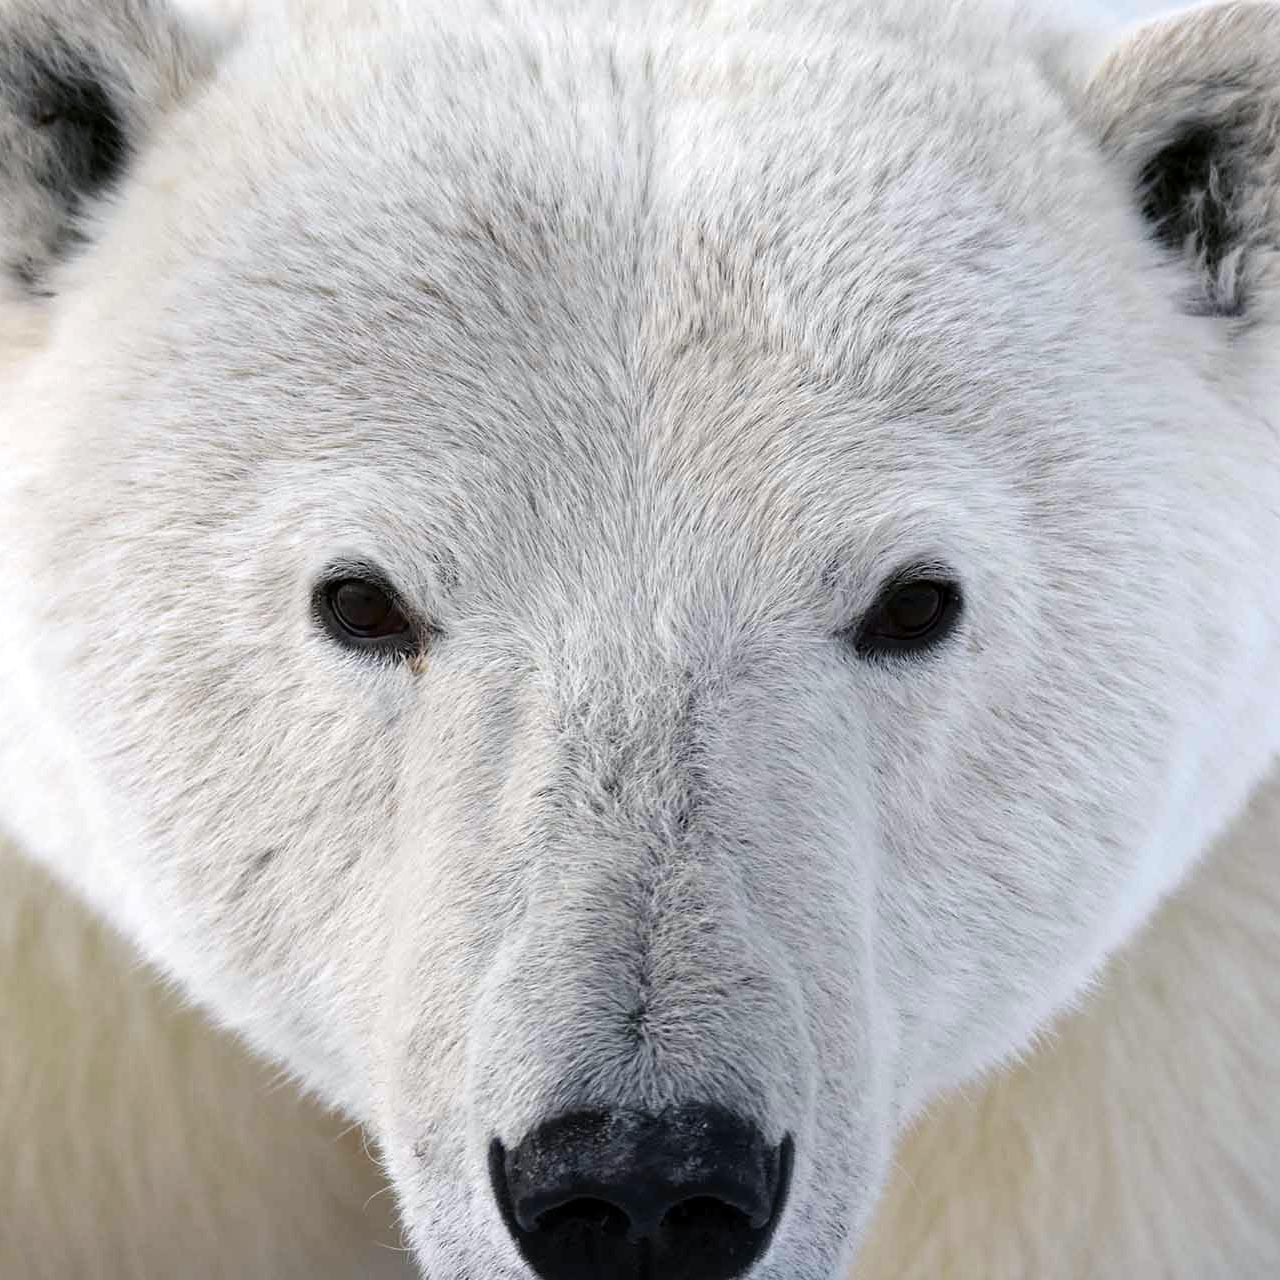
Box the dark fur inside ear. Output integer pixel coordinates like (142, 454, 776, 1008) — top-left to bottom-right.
(1137, 112, 1259, 318)
(2, 39, 131, 289)
(1084, 5, 1280, 327)
(0, 0, 215, 297)
(21, 42, 129, 195)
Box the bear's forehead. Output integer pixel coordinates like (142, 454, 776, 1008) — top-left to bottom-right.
(54, 1, 1138, 602)
(158, 6, 1105, 445)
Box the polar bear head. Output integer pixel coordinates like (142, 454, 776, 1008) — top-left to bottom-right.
(2, 1, 1279, 1277)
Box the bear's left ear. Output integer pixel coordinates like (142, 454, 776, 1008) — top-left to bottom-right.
(1082, 2, 1280, 322)
(0, 0, 225, 297)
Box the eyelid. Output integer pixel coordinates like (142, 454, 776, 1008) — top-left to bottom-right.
(829, 561, 957, 633)
(318, 558, 401, 597)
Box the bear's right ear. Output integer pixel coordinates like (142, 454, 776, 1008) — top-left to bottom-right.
(0, 0, 222, 297)
(1080, 2, 1280, 324)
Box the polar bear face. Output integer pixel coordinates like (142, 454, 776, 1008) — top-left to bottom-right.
(2, 2, 1279, 1277)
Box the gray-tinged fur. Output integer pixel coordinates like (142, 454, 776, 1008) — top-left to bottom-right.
(0, 0, 214, 292)
(1084, 3, 1280, 321)
(2, 3, 1280, 1279)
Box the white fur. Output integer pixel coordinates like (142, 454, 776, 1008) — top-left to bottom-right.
(7, 768, 1279, 1278)
(0, 835, 412, 1279)
(1, 1, 1278, 1276)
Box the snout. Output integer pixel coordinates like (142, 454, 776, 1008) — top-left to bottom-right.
(384, 713, 874, 1278)
(489, 1104, 795, 1280)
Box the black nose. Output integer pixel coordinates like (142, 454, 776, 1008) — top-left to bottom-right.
(489, 1104, 793, 1280)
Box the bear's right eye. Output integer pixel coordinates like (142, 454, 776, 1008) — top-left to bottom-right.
(844, 568, 964, 662)
(314, 574, 420, 659)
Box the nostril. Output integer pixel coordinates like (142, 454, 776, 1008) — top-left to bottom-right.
(536, 1198, 631, 1239)
(532, 1192, 751, 1249)
(664, 1194, 758, 1242)
(489, 1105, 794, 1280)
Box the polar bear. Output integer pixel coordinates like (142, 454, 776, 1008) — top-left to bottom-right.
(2, 1, 1279, 1278)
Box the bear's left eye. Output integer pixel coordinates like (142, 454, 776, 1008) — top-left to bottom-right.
(314, 573, 419, 658)
(848, 571, 963, 660)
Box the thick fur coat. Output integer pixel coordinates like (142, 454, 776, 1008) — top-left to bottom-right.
(1, 2, 1278, 1276)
